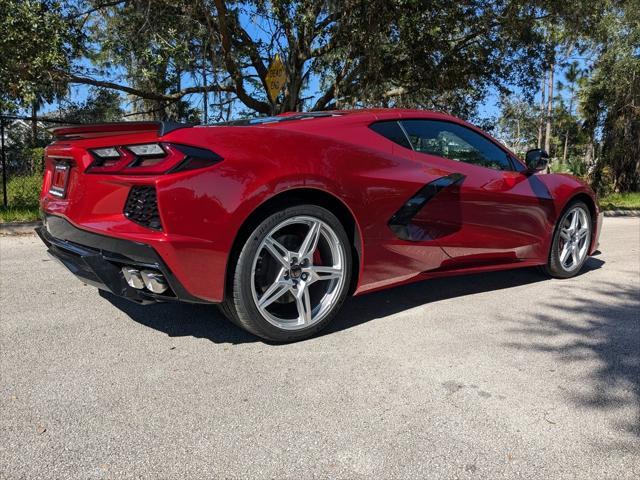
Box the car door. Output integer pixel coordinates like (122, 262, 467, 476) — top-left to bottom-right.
(398, 119, 554, 266)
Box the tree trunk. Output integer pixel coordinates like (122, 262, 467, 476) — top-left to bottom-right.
(585, 141, 594, 165)
(544, 64, 554, 154)
(562, 90, 575, 164)
(537, 71, 546, 149)
(31, 101, 37, 144)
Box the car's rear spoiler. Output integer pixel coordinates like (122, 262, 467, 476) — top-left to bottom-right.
(50, 121, 191, 141)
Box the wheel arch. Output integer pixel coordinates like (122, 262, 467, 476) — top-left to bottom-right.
(555, 191, 599, 255)
(224, 187, 363, 299)
(566, 192, 597, 219)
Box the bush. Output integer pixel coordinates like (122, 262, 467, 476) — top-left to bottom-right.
(566, 157, 587, 177)
(5, 173, 42, 209)
(549, 157, 587, 178)
(27, 147, 45, 173)
(589, 165, 616, 197)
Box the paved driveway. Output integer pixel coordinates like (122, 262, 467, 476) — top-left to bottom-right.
(1, 217, 638, 479)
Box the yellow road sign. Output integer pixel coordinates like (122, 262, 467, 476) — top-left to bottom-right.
(266, 54, 286, 102)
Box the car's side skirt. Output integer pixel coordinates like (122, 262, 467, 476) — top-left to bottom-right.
(354, 258, 544, 296)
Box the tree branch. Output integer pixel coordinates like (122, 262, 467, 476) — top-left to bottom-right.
(65, 72, 233, 102)
(312, 63, 358, 111)
(67, 0, 127, 20)
(210, 0, 270, 114)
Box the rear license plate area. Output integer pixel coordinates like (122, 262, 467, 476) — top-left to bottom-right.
(49, 162, 71, 198)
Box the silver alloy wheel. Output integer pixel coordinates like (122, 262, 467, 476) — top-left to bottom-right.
(558, 206, 590, 272)
(250, 215, 347, 331)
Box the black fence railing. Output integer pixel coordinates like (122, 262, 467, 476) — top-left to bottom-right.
(0, 115, 82, 208)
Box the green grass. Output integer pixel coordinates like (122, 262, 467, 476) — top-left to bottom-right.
(0, 173, 42, 223)
(599, 192, 640, 211)
(0, 206, 41, 223)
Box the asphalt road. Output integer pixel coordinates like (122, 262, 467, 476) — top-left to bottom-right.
(1, 217, 639, 479)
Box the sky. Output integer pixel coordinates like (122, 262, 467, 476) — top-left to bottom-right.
(36, 9, 589, 127)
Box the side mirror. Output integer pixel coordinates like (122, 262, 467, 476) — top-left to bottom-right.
(525, 149, 549, 172)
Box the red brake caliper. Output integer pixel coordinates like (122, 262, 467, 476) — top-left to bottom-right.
(313, 249, 323, 266)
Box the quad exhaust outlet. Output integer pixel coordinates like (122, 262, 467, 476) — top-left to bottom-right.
(122, 267, 168, 294)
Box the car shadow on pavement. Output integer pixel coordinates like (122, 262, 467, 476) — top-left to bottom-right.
(502, 275, 639, 440)
(325, 257, 604, 335)
(101, 257, 604, 347)
(100, 290, 258, 344)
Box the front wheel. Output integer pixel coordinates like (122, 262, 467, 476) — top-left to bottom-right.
(544, 201, 592, 278)
(220, 205, 352, 342)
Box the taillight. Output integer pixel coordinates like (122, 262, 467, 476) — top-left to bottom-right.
(127, 143, 165, 157)
(88, 143, 222, 174)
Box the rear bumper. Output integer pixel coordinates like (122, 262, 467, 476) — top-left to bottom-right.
(37, 214, 213, 305)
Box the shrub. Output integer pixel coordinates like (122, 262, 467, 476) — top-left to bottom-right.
(549, 157, 588, 179)
(6, 173, 42, 209)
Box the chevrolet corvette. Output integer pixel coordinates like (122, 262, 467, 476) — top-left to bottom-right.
(37, 109, 603, 341)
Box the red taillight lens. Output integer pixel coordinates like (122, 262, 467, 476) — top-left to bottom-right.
(88, 143, 221, 174)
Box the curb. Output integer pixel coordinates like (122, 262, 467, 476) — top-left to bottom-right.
(603, 210, 640, 217)
(0, 221, 41, 236)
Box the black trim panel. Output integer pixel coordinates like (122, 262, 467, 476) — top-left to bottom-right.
(389, 173, 466, 241)
(158, 121, 191, 136)
(168, 144, 224, 173)
(37, 214, 212, 304)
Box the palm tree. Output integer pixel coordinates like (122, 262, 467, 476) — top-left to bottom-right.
(562, 62, 583, 163)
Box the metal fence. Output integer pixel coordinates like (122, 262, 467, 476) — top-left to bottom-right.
(0, 115, 81, 208)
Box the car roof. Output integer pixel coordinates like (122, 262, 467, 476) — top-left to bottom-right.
(207, 108, 461, 129)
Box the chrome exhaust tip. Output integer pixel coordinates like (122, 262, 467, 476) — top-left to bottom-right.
(122, 267, 145, 289)
(140, 269, 168, 294)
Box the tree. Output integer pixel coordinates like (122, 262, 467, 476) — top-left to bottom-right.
(57, 88, 124, 123)
(1, 0, 618, 126)
(557, 61, 583, 163)
(47, 1, 606, 120)
(0, 0, 78, 112)
(580, 0, 640, 193)
(496, 95, 538, 155)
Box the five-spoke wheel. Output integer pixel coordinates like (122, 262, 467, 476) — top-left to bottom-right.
(251, 216, 346, 330)
(545, 201, 592, 278)
(220, 205, 352, 342)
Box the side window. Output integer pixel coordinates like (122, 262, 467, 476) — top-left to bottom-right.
(400, 120, 513, 171)
(369, 121, 412, 149)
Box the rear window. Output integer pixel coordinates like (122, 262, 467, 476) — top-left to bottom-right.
(369, 121, 411, 149)
(215, 112, 342, 126)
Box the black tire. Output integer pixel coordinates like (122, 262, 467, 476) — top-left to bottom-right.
(544, 200, 592, 279)
(219, 204, 352, 342)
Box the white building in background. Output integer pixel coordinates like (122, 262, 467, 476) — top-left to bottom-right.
(1, 119, 47, 147)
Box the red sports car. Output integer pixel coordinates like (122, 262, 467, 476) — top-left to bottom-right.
(37, 109, 602, 342)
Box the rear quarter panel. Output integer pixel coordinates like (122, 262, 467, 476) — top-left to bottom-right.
(167, 122, 454, 296)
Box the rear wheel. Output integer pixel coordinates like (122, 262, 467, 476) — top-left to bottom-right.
(220, 205, 352, 342)
(544, 201, 592, 278)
